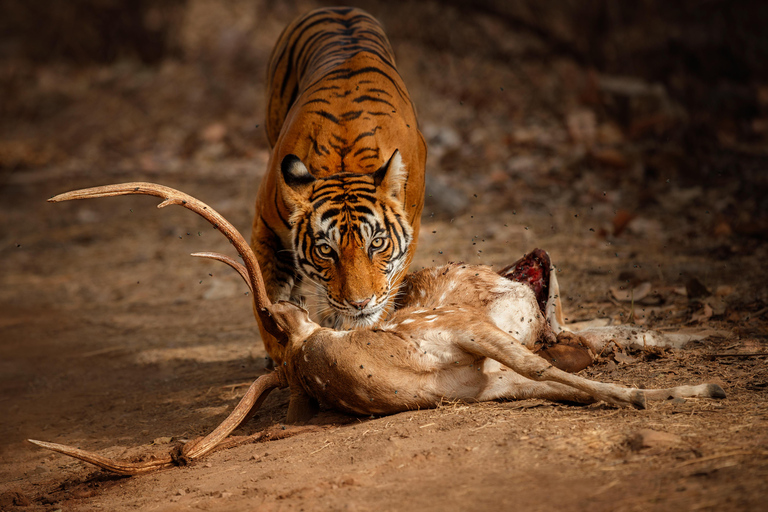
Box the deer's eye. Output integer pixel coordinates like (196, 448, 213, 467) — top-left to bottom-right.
(315, 244, 334, 259)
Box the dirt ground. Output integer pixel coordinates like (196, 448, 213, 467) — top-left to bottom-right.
(2, 1, 768, 511)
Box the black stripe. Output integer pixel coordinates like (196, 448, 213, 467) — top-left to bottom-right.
(273, 193, 292, 230)
(340, 110, 364, 120)
(321, 208, 341, 222)
(353, 95, 395, 109)
(353, 146, 378, 157)
(311, 196, 332, 210)
(302, 97, 331, 106)
(306, 66, 407, 101)
(331, 133, 348, 144)
(279, 12, 352, 97)
(353, 126, 380, 144)
(311, 110, 340, 124)
(351, 204, 374, 216)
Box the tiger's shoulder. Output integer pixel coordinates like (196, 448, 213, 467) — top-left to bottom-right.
(268, 7, 424, 181)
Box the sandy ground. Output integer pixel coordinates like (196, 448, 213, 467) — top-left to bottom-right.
(2, 1, 768, 510)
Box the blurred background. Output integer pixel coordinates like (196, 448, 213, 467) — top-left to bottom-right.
(2, 0, 767, 230)
(4, 0, 768, 323)
(2, 3, 768, 507)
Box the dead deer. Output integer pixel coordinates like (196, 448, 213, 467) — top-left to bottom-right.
(29, 182, 725, 475)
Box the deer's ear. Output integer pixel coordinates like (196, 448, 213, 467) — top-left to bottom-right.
(373, 150, 406, 199)
(280, 155, 314, 209)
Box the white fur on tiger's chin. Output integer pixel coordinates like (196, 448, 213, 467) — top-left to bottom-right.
(295, 279, 390, 330)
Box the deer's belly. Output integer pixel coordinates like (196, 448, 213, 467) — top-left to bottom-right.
(292, 333, 490, 416)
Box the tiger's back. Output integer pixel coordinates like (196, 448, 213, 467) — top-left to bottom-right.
(252, 7, 426, 362)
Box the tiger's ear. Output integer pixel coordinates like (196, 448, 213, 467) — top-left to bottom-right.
(373, 150, 406, 199)
(280, 154, 314, 209)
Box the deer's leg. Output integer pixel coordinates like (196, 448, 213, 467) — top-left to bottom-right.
(643, 383, 726, 400)
(475, 370, 597, 404)
(286, 385, 320, 424)
(457, 324, 646, 408)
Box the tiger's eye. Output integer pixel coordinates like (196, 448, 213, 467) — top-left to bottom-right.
(315, 244, 333, 257)
(371, 237, 385, 249)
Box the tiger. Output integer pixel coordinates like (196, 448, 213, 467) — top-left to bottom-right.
(250, 7, 427, 364)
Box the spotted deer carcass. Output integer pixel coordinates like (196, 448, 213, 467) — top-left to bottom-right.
(29, 183, 725, 475)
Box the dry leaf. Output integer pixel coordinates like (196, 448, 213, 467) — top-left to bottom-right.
(612, 209, 636, 236)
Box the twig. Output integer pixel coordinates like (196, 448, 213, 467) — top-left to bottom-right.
(309, 442, 332, 455)
(221, 381, 256, 390)
(81, 346, 126, 357)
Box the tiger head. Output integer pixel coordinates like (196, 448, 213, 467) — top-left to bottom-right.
(280, 150, 413, 329)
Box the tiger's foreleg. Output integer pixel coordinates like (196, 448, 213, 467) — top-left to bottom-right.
(250, 217, 299, 362)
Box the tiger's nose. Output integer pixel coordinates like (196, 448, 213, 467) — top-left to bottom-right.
(349, 297, 371, 310)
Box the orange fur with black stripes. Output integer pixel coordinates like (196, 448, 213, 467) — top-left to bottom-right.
(250, 7, 426, 363)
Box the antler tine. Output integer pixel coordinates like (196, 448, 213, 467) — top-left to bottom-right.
(49, 182, 284, 339)
(181, 371, 283, 460)
(26, 439, 174, 476)
(28, 371, 285, 475)
(192, 252, 253, 293)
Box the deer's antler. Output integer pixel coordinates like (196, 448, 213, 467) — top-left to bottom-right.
(48, 182, 284, 341)
(30, 183, 292, 475)
(28, 371, 283, 475)
(192, 251, 253, 293)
